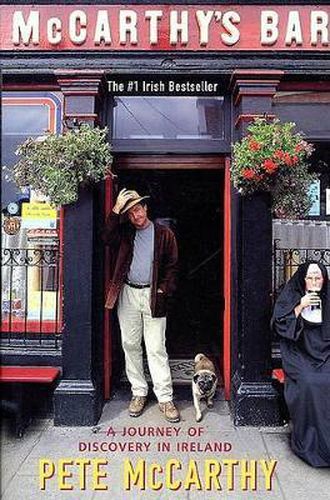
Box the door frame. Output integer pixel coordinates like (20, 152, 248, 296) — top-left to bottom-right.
(103, 154, 232, 400)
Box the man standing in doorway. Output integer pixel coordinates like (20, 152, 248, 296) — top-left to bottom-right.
(102, 188, 180, 423)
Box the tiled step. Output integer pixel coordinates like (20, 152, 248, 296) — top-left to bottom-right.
(121, 359, 195, 386)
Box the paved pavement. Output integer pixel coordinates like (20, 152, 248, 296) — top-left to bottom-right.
(1, 389, 329, 500)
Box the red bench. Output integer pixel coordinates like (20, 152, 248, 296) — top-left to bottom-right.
(0, 366, 61, 437)
(272, 368, 289, 424)
(0, 366, 60, 383)
(272, 368, 285, 384)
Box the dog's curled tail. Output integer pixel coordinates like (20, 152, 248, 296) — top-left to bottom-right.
(194, 353, 206, 363)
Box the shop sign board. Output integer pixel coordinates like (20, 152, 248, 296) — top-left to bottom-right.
(0, 5, 329, 51)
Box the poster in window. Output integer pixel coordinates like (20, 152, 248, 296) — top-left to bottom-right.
(308, 180, 321, 216)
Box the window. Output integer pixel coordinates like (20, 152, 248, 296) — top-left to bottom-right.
(1, 92, 63, 338)
(112, 96, 229, 152)
(272, 92, 330, 141)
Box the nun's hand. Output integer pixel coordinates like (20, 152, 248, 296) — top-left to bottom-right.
(295, 292, 320, 317)
(300, 292, 320, 309)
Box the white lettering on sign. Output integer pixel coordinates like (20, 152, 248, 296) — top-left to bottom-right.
(221, 11, 241, 46)
(69, 10, 87, 45)
(6, 6, 330, 50)
(196, 10, 214, 46)
(119, 10, 138, 45)
(94, 10, 112, 45)
(260, 11, 279, 45)
(170, 10, 189, 45)
(12, 10, 39, 45)
(310, 11, 329, 46)
(285, 11, 303, 46)
(145, 10, 163, 45)
(47, 17, 62, 45)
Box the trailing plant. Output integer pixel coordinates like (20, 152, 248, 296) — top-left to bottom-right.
(4, 124, 113, 207)
(231, 118, 317, 219)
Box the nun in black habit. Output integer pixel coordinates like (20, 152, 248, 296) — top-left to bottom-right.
(271, 261, 330, 467)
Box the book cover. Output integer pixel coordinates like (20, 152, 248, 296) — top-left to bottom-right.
(1, 2, 329, 499)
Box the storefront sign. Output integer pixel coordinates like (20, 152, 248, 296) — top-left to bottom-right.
(0, 5, 329, 51)
(21, 202, 57, 229)
(108, 75, 223, 95)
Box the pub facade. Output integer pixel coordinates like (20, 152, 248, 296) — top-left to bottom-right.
(1, 0, 330, 426)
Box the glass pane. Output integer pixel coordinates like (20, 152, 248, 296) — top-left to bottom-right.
(113, 97, 225, 140)
(3, 105, 49, 135)
(273, 102, 330, 139)
(2, 100, 61, 333)
(2, 104, 50, 208)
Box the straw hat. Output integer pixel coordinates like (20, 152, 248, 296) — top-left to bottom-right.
(120, 190, 150, 214)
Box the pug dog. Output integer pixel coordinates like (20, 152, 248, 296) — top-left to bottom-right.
(192, 353, 218, 422)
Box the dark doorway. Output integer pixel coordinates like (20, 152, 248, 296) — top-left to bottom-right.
(117, 167, 224, 360)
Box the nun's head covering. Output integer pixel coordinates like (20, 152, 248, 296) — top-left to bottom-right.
(272, 261, 330, 339)
(288, 261, 328, 300)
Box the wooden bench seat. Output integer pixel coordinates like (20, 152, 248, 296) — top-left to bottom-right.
(272, 368, 285, 384)
(272, 368, 289, 424)
(0, 366, 61, 437)
(0, 366, 60, 384)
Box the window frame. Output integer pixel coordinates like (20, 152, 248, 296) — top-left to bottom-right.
(1, 92, 64, 335)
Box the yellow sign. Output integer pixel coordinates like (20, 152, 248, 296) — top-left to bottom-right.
(22, 202, 57, 220)
(21, 202, 57, 229)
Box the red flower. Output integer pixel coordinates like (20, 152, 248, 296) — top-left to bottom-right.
(242, 169, 256, 180)
(283, 153, 293, 166)
(274, 150, 284, 160)
(263, 159, 278, 173)
(295, 144, 303, 153)
(248, 139, 261, 152)
(291, 155, 299, 164)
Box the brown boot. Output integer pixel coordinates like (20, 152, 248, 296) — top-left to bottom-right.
(129, 396, 147, 417)
(159, 401, 180, 423)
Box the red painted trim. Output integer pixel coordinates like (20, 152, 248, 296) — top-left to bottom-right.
(3, 97, 57, 132)
(223, 157, 232, 401)
(232, 70, 285, 78)
(279, 81, 330, 92)
(103, 176, 113, 399)
(1, 319, 59, 333)
(62, 92, 101, 97)
(3, 84, 60, 91)
(58, 208, 65, 332)
(0, 366, 60, 383)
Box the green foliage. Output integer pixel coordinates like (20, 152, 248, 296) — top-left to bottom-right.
(5, 124, 113, 207)
(231, 118, 317, 219)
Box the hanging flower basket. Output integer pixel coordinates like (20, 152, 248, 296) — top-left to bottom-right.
(3, 123, 113, 207)
(231, 118, 317, 219)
